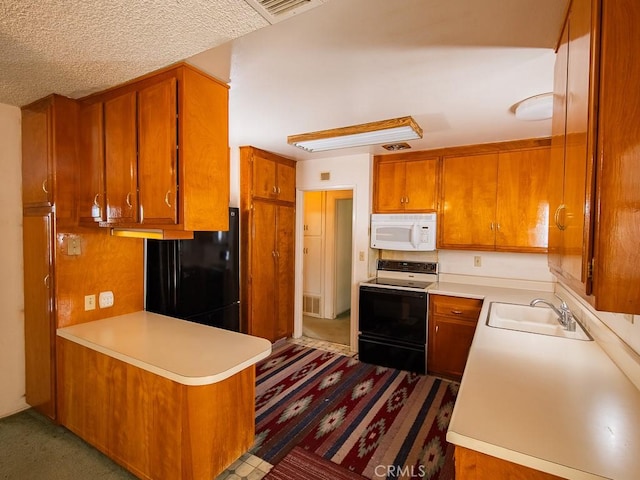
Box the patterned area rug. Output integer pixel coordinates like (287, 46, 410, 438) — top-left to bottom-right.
(253, 342, 458, 480)
(264, 446, 367, 480)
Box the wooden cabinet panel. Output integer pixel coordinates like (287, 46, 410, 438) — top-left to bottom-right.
(249, 201, 277, 340)
(21, 106, 51, 207)
(104, 91, 138, 224)
(78, 102, 105, 224)
(373, 156, 439, 212)
(241, 146, 296, 342)
(138, 78, 177, 225)
(303, 236, 323, 297)
(440, 153, 498, 249)
(276, 205, 296, 340)
(77, 63, 229, 233)
(496, 149, 550, 251)
(455, 446, 564, 480)
(440, 149, 550, 252)
(405, 158, 438, 211)
(277, 161, 296, 203)
(548, 22, 569, 274)
(57, 338, 255, 479)
(375, 161, 405, 211)
(428, 295, 482, 381)
(23, 212, 55, 419)
(592, 0, 640, 313)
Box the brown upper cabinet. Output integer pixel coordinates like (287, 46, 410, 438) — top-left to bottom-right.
(77, 63, 230, 233)
(549, 0, 640, 314)
(439, 147, 550, 252)
(22, 95, 78, 224)
(548, 0, 596, 298)
(251, 149, 296, 204)
(373, 155, 439, 212)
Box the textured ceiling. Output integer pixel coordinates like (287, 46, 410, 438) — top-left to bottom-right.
(0, 0, 269, 106)
(1, 0, 570, 160)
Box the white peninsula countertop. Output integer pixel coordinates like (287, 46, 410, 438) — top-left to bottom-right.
(429, 282, 640, 480)
(57, 311, 272, 386)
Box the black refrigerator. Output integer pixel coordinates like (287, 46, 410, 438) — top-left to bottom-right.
(145, 207, 240, 332)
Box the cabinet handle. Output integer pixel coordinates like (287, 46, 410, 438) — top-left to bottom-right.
(164, 190, 172, 207)
(126, 192, 132, 208)
(44, 274, 50, 288)
(277, 186, 281, 194)
(496, 223, 501, 231)
(435, 325, 439, 333)
(554, 204, 567, 231)
(405, 196, 409, 204)
(490, 222, 494, 231)
(272, 186, 277, 194)
(42, 179, 48, 194)
(93, 193, 100, 207)
(272, 250, 276, 257)
(276, 251, 280, 258)
(400, 197, 405, 204)
(451, 310, 463, 315)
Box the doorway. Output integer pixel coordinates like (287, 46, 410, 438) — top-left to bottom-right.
(302, 190, 353, 346)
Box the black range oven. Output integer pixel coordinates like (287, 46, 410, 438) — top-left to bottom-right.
(358, 260, 437, 374)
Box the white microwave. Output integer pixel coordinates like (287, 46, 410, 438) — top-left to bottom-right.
(370, 213, 437, 251)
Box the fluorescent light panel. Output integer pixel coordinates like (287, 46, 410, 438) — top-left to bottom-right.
(288, 116, 422, 152)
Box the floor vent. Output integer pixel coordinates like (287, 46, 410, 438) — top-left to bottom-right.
(303, 295, 321, 316)
(245, 0, 327, 24)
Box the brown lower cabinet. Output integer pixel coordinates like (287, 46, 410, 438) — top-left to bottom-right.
(428, 295, 482, 381)
(455, 446, 564, 480)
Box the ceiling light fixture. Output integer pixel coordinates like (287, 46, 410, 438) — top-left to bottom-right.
(288, 116, 423, 152)
(514, 93, 554, 121)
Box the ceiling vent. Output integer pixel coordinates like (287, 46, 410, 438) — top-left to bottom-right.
(245, 0, 327, 24)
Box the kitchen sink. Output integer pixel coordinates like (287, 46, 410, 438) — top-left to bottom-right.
(486, 302, 592, 341)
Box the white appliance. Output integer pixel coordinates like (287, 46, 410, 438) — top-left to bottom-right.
(370, 213, 436, 251)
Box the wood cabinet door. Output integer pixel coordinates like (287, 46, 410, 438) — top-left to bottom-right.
(22, 103, 52, 207)
(249, 201, 277, 341)
(277, 161, 296, 204)
(138, 78, 178, 225)
(593, 0, 640, 313)
(23, 212, 55, 419)
(404, 157, 438, 211)
(440, 154, 498, 249)
(252, 154, 277, 200)
(495, 148, 550, 251)
(303, 191, 323, 236)
(548, 22, 569, 274)
(104, 91, 138, 224)
(78, 102, 105, 224)
(429, 316, 477, 380)
(562, 0, 594, 293)
(276, 205, 296, 340)
(374, 161, 406, 212)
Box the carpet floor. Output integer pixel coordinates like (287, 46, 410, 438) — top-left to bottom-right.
(252, 342, 457, 480)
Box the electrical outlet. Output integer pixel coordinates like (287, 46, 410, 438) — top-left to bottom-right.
(84, 294, 96, 311)
(474, 256, 482, 267)
(99, 291, 114, 308)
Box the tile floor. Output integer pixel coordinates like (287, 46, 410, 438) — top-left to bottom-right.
(215, 336, 354, 480)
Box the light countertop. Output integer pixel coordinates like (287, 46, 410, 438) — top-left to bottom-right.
(430, 282, 640, 480)
(57, 311, 272, 386)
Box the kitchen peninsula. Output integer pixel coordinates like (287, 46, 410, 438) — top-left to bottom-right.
(56, 311, 272, 480)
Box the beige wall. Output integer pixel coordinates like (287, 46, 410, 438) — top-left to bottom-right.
(0, 103, 28, 417)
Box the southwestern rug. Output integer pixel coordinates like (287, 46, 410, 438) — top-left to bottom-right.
(252, 342, 458, 480)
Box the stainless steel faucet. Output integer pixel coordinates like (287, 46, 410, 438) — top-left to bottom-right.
(529, 298, 576, 331)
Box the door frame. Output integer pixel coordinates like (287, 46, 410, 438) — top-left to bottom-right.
(294, 187, 356, 350)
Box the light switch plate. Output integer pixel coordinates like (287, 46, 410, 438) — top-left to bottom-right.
(84, 294, 96, 311)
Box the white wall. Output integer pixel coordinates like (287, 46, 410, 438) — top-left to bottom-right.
(0, 103, 28, 417)
(295, 153, 372, 350)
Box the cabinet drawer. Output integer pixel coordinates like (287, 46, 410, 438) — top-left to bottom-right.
(430, 295, 482, 321)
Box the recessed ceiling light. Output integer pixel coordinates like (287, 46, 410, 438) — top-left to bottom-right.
(382, 142, 412, 151)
